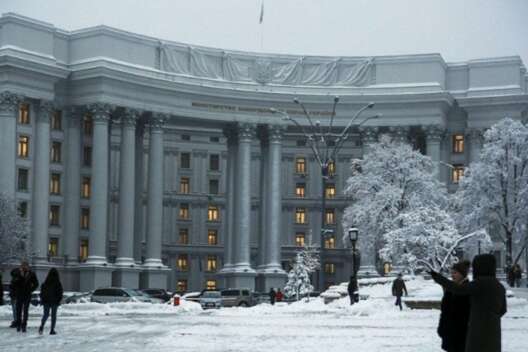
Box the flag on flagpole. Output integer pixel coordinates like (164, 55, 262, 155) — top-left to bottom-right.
(259, 0, 264, 24)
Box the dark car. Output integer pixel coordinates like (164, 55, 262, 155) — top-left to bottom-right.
(141, 288, 171, 302)
(221, 289, 254, 307)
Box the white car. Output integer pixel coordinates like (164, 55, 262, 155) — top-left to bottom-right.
(91, 288, 152, 303)
(200, 291, 222, 309)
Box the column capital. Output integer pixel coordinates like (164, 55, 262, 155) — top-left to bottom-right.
(223, 124, 238, 145)
(359, 126, 379, 144)
(237, 123, 257, 142)
(38, 100, 55, 121)
(267, 124, 287, 143)
(150, 112, 169, 130)
(388, 125, 410, 142)
(466, 128, 485, 141)
(87, 102, 113, 123)
(0, 91, 23, 113)
(122, 108, 142, 127)
(422, 125, 445, 142)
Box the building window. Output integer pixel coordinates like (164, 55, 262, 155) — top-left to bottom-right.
(295, 208, 307, 224)
(83, 146, 92, 166)
(207, 255, 217, 272)
(210, 136, 220, 143)
(181, 134, 191, 141)
(179, 203, 189, 219)
(206, 280, 217, 290)
(295, 232, 305, 247)
(209, 154, 220, 171)
(209, 179, 219, 195)
(81, 177, 91, 198)
(18, 168, 29, 191)
(208, 229, 218, 245)
(295, 183, 305, 198)
(324, 236, 336, 249)
(48, 238, 58, 257)
(80, 239, 89, 261)
(80, 208, 90, 230)
(178, 228, 189, 244)
(51, 110, 62, 130)
(325, 184, 336, 199)
(18, 202, 28, 218)
(176, 280, 188, 293)
(325, 208, 336, 225)
(324, 263, 336, 274)
(180, 152, 191, 169)
(18, 135, 29, 158)
(18, 104, 30, 124)
(177, 255, 189, 271)
(295, 157, 306, 174)
(453, 134, 464, 153)
(50, 173, 61, 195)
(83, 116, 93, 136)
(180, 177, 190, 194)
(296, 139, 306, 147)
(208, 205, 219, 221)
(49, 205, 60, 226)
(51, 141, 62, 163)
(452, 165, 465, 184)
(327, 160, 336, 176)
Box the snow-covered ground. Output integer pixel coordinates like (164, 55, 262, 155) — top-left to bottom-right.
(1, 277, 527, 352)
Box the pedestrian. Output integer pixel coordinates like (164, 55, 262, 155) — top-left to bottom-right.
(437, 260, 471, 352)
(391, 273, 407, 310)
(347, 275, 359, 305)
(39, 268, 63, 335)
(268, 288, 276, 305)
(276, 288, 283, 302)
(506, 266, 515, 287)
(9, 268, 20, 328)
(0, 273, 4, 306)
(430, 254, 507, 352)
(12, 261, 39, 332)
(513, 264, 522, 288)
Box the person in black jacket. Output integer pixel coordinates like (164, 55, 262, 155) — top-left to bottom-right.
(9, 268, 20, 328)
(430, 254, 507, 352)
(39, 268, 63, 335)
(13, 261, 39, 332)
(347, 275, 359, 305)
(269, 288, 276, 305)
(437, 260, 471, 352)
(392, 273, 408, 310)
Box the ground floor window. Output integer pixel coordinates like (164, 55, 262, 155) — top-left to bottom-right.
(176, 280, 188, 293)
(206, 280, 217, 290)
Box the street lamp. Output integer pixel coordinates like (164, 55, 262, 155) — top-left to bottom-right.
(348, 227, 359, 276)
(270, 97, 380, 291)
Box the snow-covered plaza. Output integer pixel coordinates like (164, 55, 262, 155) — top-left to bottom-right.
(1, 277, 527, 352)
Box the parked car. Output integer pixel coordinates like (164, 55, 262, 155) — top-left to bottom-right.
(30, 291, 40, 306)
(182, 291, 203, 303)
(251, 292, 271, 305)
(221, 289, 253, 307)
(200, 290, 222, 309)
(132, 289, 164, 304)
(91, 288, 152, 303)
(64, 291, 93, 304)
(141, 288, 171, 302)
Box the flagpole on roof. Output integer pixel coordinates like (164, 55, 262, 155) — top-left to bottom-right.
(259, 0, 264, 51)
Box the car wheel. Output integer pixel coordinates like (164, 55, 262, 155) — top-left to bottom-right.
(238, 302, 248, 307)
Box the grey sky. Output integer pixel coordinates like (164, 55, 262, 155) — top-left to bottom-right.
(2, 0, 528, 65)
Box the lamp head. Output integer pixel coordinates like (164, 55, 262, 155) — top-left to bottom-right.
(334, 96, 340, 103)
(315, 120, 320, 126)
(367, 102, 375, 108)
(269, 108, 277, 114)
(293, 98, 300, 104)
(348, 227, 359, 242)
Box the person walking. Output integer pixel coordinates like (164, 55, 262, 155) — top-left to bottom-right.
(12, 261, 39, 332)
(268, 288, 276, 305)
(430, 254, 507, 352)
(38, 268, 63, 335)
(437, 261, 471, 352)
(513, 264, 522, 288)
(392, 273, 407, 310)
(276, 288, 283, 302)
(347, 275, 359, 305)
(9, 268, 20, 328)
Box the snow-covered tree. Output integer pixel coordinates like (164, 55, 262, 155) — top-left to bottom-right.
(454, 118, 528, 268)
(284, 252, 314, 301)
(0, 194, 31, 267)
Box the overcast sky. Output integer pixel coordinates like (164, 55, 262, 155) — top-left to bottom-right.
(2, 0, 527, 65)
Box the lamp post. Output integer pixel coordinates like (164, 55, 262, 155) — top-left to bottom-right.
(348, 227, 359, 275)
(270, 97, 379, 291)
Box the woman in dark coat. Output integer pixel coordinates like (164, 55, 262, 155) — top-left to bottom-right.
(431, 254, 507, 352)
(39, 268, 63, 335)
(437, 261, 471, 352)
(347, 275, 359, 305)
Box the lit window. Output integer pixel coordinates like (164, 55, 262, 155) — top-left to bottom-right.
(180, 152, 191, 169)
(80, 208, 90, 229)
(48, 238, 58, 257)
(83, 116, 93, 136)
(177, 280, 188, 293)
(295, 157, 306, 174)
(296, 183, 305, 198)
(327, 160, 336, 176)
(18, 135, 29, 158)
(208, 205, 219, 221)
(325, 208, 335, 225)
(49, 205, 60, 226)
(177, 255, 189, 271)
(80, 239, 89, 261)
(453, 134, 464, 153)
(180, 177, 190, 194)
(51, 141, 62, 163)
(51, 110, 62, 130)
(179, 228, 189, 244)
(207, 255, 217, 272)
(50, 173, 61, 195)
(209, 179, 219, 195)
(179, 203, 190, 219)
(295, 232, 305, 247)
(18, 104, 30, 124)
(208, 229, 218, 245)
(209, 154, 220, 171)
(324, 263, 336, 274)
(83, 146, 92, 166)
(206, 280, 217, 290)
(324, 236, 336, 249)
(18, 202, 28, 218)
(452, 165, 465, 184)
(295, 208, 307, 224)
(18, 169, 29, 191)
(325, 184, 336, 199)
(81, 177, 91, 198)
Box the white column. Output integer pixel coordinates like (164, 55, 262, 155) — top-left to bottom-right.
(257, 134, 269, 268)
(220, 127, 237, 272)
(467, 128, 484, 163)
(424, 125, 445, 181)
(0, 91, 22, 199)
(133, 121, 145, 262)
(116, 109, 140, 266)
(32, 100, 53, 263)
(63, 107, 82, 264)
(85, 103, 113, 265)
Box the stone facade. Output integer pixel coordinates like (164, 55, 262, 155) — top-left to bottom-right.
(0, 13, 527, 292)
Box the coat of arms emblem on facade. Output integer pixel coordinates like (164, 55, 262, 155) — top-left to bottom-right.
(253, 58, 273, 84)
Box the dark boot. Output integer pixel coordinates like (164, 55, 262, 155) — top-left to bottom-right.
(50, 330, 56, 335)
(38, 325, 43, 335)
(9, 321, 17, 328)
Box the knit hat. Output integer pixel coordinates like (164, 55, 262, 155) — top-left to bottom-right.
(452, 260, 470, 277)
(472, 254, 496, 278)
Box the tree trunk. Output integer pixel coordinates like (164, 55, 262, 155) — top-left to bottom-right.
(505, 229, 513, 269)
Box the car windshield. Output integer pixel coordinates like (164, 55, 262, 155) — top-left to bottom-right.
(202, 291, 221, 298)
(128, 289, 145, 297)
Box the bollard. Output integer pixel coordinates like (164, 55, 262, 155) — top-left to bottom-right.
(173, 296, 180, 306)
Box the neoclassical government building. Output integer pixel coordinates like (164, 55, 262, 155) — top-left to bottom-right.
(0, 13, 527, 292)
